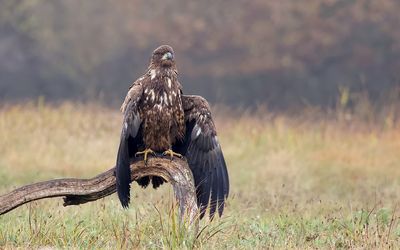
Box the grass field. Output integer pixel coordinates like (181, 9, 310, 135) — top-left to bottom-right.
(0, 102, 400, 249)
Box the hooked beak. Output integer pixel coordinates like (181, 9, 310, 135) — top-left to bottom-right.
(162, 52, 173, 60)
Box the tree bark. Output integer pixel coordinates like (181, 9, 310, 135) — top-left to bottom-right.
(0, 157, 199, 229)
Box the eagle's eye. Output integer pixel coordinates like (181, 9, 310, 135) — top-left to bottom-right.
(162, 52, 173, 61)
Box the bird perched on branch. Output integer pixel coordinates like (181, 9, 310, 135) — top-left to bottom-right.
(116, 45, 229, 219)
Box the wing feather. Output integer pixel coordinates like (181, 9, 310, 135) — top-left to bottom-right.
(116, 79, 145, 208)
(174, 95, 230, 219)
(209, 151, 219, 218)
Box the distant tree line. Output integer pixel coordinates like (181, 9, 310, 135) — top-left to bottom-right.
(0, 0, 399, 112)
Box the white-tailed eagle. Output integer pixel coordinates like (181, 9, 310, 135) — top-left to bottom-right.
(116, 45, 229, 219)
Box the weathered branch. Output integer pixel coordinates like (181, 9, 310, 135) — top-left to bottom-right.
(0, 157, 199, 227)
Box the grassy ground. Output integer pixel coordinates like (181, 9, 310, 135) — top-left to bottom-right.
(0, 102, 400, 249)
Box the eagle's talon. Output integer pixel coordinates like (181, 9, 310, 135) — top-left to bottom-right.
(162, 149, 183, 160)
(135, 148, 156, 164)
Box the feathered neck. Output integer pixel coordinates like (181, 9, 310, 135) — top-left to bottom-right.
(147, 64, 178, 79)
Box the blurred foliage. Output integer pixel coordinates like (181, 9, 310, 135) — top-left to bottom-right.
(0, 0, 399, 112)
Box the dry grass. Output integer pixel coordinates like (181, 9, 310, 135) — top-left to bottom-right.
(1, 102, 400, 249)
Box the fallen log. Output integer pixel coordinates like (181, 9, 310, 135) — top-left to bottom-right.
(0, 157, 199, 228)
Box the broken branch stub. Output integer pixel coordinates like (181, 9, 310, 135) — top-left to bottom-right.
(0, 157, 199, 227)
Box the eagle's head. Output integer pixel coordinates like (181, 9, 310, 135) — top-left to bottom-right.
(151, 45, 175, 68)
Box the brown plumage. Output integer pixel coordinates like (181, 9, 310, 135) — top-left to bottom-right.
(116, 45, 229, 219)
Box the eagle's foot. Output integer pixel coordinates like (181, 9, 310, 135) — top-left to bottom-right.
(162, 149, 183, 160)
(135, 148, 156, 164)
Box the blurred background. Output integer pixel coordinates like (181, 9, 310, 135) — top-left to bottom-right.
(1, 0, 399, 115)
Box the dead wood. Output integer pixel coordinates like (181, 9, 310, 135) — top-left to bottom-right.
(0, 157, 199, 228)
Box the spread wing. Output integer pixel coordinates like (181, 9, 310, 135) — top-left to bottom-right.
(116, 78, 144, 208)
(174, 95, 230, 219)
